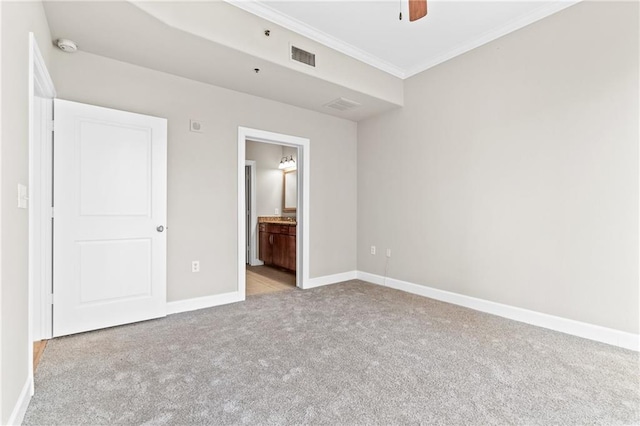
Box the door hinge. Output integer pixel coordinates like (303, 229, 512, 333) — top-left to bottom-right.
(47, 293, 54, 305)
(49, 120, 55, 132)
(51, 207, 55, 218)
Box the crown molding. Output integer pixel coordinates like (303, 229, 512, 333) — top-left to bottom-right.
(225, 0, 407, 79)
(227, 0, 582, 81)
(404, 0, 582, 78)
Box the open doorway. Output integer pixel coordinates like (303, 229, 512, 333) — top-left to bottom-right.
(237, 127, 310, 300)
(245, 142, 298, 296)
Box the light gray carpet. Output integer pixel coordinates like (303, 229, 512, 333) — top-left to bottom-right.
(24, 281, 639, 425)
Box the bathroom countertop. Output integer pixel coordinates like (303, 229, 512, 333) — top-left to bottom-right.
(258, 217, 297, 225)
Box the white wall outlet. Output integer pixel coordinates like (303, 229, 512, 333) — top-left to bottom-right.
(370, 246, 376, 255)
(191, 261, 200, 272)
(190, 119, 204, 133)
(386, 248, 392, 258)
(275, 208, 280, 215)
(17, 184, 28, 209)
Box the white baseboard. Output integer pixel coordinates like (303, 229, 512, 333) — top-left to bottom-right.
(167, 291, 243, 315)
(166, 270, 357, 315)
(305, 270, 358, 289)
(7, 376, 33, 426)
(357, 271, 639, 352)
(164, 271, 638, 351)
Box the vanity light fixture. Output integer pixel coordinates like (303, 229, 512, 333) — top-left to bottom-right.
(278, 155, 296, 170)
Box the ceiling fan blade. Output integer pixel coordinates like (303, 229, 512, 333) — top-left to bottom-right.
(409, 0, 427, 22)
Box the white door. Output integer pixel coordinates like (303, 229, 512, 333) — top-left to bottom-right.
(53, 99, 167, 337)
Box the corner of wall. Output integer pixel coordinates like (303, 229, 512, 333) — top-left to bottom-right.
(6, 377, 32, 426)
(0, 1, 54, 423)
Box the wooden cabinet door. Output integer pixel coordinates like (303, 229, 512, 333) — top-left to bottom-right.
(272, 234, 288, 269)
(285, 235, 296, 271)
(259, 231, 272, 264)
(259, 225, 295, 271)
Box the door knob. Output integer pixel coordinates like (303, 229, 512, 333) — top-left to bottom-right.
(156, 225, 165, 232)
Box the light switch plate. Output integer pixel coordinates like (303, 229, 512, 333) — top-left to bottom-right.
(17, 184, 28, 209)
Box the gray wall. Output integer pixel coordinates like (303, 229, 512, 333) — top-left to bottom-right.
(0, 2, 53, 423)
(51, 49, 358, 302)
(357, 1, 639, 334)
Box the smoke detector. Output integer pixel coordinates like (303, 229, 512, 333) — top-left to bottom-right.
(56, 39, 78, 53)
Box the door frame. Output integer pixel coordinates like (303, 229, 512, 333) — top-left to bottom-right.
(245, 160, 262, 267)
(237, 127, 310, 297)
(28, 33, 56, 391)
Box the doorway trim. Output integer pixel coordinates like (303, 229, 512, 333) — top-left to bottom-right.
(245, 160, 262, 267)
(28, 33, 56, 397)
(237, 127, 310, 297)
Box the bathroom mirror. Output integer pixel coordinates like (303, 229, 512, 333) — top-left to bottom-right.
(283, 170, 297, 213)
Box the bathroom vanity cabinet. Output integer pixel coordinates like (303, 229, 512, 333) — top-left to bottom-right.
(258, 222, 296, 272)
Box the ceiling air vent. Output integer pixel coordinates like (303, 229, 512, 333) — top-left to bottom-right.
(291, 45, 316, 67)
(324, 97, 362, 112)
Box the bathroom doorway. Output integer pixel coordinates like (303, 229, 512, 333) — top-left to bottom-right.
(245, 141, 298, 296)
(237, 127, 310, 299)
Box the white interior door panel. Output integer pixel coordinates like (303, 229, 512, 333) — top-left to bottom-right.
(53, 99, 167, 337)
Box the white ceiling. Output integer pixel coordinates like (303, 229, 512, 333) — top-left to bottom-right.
(43, 1, 402, 121)
(42, 1, 580, 122)
(230, 0, 579, 78)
